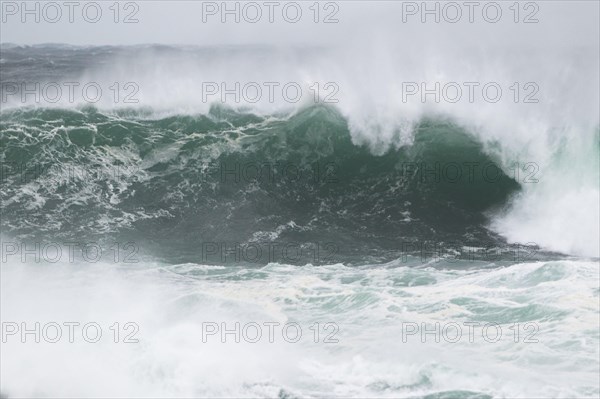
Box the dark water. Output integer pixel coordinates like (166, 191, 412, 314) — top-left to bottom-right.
(0, 103, 538, 265)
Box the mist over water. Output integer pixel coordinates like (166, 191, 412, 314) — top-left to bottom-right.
(2, 259, 599, 398)
(1, 1, 599, 398)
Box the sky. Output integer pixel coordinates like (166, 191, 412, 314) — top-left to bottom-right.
(1, 1, 598, 49)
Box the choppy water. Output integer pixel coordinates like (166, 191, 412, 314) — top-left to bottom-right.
(1, 44, 599, 398)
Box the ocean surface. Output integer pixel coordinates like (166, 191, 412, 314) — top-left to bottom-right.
(1, 44, 599, 398)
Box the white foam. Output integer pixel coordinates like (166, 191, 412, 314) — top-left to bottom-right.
(1, 260, 598, 397)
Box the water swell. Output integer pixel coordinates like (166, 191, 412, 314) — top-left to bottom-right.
(1, 104, 527, 264)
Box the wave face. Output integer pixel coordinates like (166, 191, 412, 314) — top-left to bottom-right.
(1, 105, 530, 265)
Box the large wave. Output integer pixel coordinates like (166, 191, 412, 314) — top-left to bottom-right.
(1, 43, 599, 258)
(1, 104, 528, 265)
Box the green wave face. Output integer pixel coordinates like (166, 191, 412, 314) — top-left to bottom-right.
(1, 105, 521, 264)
